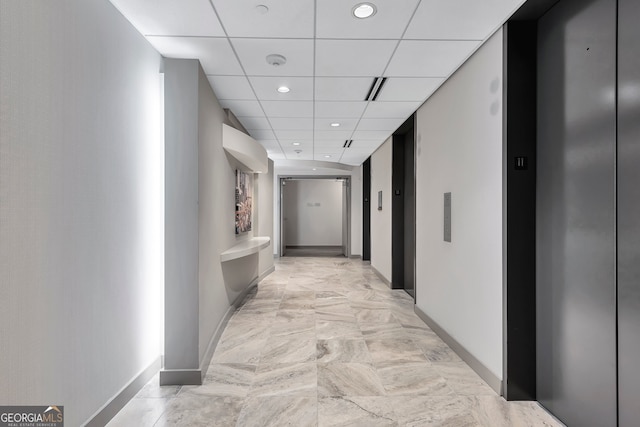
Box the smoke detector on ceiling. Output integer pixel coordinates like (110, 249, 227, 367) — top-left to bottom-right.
(266, 54, 287, 67)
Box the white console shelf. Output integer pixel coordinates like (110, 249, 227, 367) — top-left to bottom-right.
(220, 237, 270, 262)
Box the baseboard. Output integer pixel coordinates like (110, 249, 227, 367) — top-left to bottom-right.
(258, 264, 276, 281)
(413, 305, 503, 395)
(285, 245, 342, 249)
(84, 357, 161, 427)
(196, 275, 264, 378)
(370, 265, 391, 287)
(159, 369, 202, 386)
(349, 254, 362, 259)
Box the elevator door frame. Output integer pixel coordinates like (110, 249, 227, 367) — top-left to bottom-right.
(279, 176, 351, 258)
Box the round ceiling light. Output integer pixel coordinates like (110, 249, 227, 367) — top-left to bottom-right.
(292, 142, 301, 146)
(352, 3, 377, 19)
(324, 155, 332, 158)
(255, 4, 269, 14)
(330, 122, 340, 127)
(266, 54, 287, 67)
(277, 86, 290, 93)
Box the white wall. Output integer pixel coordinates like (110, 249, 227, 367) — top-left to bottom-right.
(257, 159, 275, 276)
(0, 1, 163, 425)
(350, 165, 363, 257)
(415, 28, 504, 379)
(283, 180, 343, 246)
(164, 59, 274, 378)
(370, 138, 393, 282)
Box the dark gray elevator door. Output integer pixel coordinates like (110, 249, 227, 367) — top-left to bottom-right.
(618, 0, 640, 424)
(536, 0, 617, 425)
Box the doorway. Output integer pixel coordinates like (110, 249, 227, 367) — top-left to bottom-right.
(280, 177, 351, 258)
(392, 115, 416, 297)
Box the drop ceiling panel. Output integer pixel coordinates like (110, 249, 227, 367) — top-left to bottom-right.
(207, 76, 255, 100)
(315, 40, 397, 77)
(314, 140, 353, 150)
(315, 118, 359, 131)
(362, 101, 423, 118)
(314, 130, 353, 140)
(210, 0, 314, 38)
(111, 0, 523, 169)
(109, 0, 224, 36)
(231, 38, 314, 76)
(351, 130, 393, 141)
(404, 0, 523, 40)
(258, 140, 283, 152)
(349, 140, 389, 150)
(285, 152, 314, 161)
(219, 100, 265, 117)
(314, 151, 340, 157)
(247, 129, 276, 140)
(315, 102, 367, 118)
(376, 77, 443, 102)
(280, 141, 313, 151)
(316, 0, 420, 39)
(262, 101, 313, 118)
(386, 40, 480, 77)
(356, 117, 407, 131)
(274, 130, 313, 140)
(249, 77, 313, 100)
(269, 118, 314, 130)
(315, 77, 373, 101)
(237, 116, 270, 130)
(148, 37, 243, 75)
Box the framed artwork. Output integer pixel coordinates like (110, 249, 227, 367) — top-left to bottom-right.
(235, 170, 253, 234)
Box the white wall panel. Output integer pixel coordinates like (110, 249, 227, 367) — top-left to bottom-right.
(0, 1, 163, 424)
(415, 29, 504, 379)
(370, 138, 393, 282)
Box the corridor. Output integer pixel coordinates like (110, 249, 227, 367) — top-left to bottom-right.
(108, 258, 561, 426)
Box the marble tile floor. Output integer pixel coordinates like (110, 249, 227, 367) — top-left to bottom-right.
(107, 257, 563, 427)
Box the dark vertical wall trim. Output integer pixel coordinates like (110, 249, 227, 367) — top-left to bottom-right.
(617, 0, 640, 424)
(363, 157, 371, 261)
(392, 135, 405, 289)
(403, 127, 416, 298)
(504, 20, 538, 402)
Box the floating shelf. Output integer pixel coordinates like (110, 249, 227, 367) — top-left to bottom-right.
(222, 124, 268, 173)
(220, 237, 271, 262)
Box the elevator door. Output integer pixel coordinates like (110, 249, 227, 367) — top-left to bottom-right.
(617, 0, 640, 424)
(536, 0, 617, 425)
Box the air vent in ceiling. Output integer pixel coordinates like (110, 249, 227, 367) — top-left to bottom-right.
(365, 77, 387, 101)
(343, 140, 353, 148)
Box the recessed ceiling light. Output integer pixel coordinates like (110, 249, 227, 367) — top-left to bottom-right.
(292, 142, 301, 146)
(330, 122, 340, 127)
(324, 155, 332, 158)
(255, 4, 269, 14)
(352, 2, 376, 19)
(312, 168, 317, 171)
(277, 86, 290, 93)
